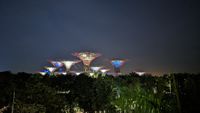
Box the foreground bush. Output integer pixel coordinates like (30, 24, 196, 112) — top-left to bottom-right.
(0, 71, 199, 113)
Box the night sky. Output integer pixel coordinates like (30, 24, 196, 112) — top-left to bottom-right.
(0, 0, 200, 75)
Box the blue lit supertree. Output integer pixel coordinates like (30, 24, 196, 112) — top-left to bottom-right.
(111, 59, 126, 74)
(50, 61, 64, 72)
(44, 67, 57, 75)
(39, 69, 51, 76)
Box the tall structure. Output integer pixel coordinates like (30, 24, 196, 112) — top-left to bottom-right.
(75, 72, 82, 76)
(100, 68, 110, 73)
(72, 52, 101, 72)
(50, 61, 63, 68)
(50, 61, 64, 72)
(91, 66, 102, 72)
(135, 71, 145, 76)
(44, 67, 57, 75)
(111, 59, 126, 74)
(134, 69, 145, 76)
(61, 60, 80, 73)
(39, 72, 46, 76)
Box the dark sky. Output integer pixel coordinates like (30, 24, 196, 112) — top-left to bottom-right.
(0, 0, 200, 75)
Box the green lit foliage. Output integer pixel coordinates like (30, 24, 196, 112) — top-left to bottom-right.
(111, 80, 161, 113)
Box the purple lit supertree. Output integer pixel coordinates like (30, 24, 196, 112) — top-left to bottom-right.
(72, 52, 101, 72)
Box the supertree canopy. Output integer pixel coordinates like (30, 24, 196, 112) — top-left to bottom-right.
(39, 71, 47, 76)
(50, 61, 63, 68)
(72, 52, 101, 72)
(75, 72, 82, 76)
(39, 69, 51, 75)
(100, 68, 110, 73)
(135, 71, 145, 76)
(50, 61, 64, 72)
(61, 60, 80, 73)
(111, 59, 126, 74)
(134, 69, 145, 76)
(91, 66, 102, 72)
(44, 67, 57, 75)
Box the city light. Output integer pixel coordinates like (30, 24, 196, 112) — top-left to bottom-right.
(72, 52, 101, 72)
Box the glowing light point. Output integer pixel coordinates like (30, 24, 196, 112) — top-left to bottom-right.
(73, 52, 101, 72)
(111, 59, 126, 74)
(61, 60, 80, 72)
(91, 66, 102, 72)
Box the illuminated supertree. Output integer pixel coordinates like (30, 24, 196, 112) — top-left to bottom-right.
(39, 72, 46, 76)
(100, 68, 110, 74)
(44, 67, 57, 75)
(39, 69, 51, 75)
(50, 61, 63, 68)
(91, 66, 102, 72)
(135, 71, 145, 76)
(50, 61, 64, 73)
(54, 72, 67, 75)
(61, 60, 80, 73)
(100, 68, 110, 77)
(72, 52, 101, 72)
(89, 72, 95, 77)
(134, 69, 145, 76)
(111, 59, 126, 74)
(75, 72, 82, 76)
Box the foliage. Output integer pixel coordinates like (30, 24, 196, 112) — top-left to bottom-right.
(0, 71, 199, 113)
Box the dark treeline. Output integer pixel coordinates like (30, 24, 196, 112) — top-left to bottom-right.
(0, 71, 200, 113)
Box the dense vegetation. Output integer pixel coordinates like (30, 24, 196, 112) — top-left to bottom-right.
(0, 71, 199, 113)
